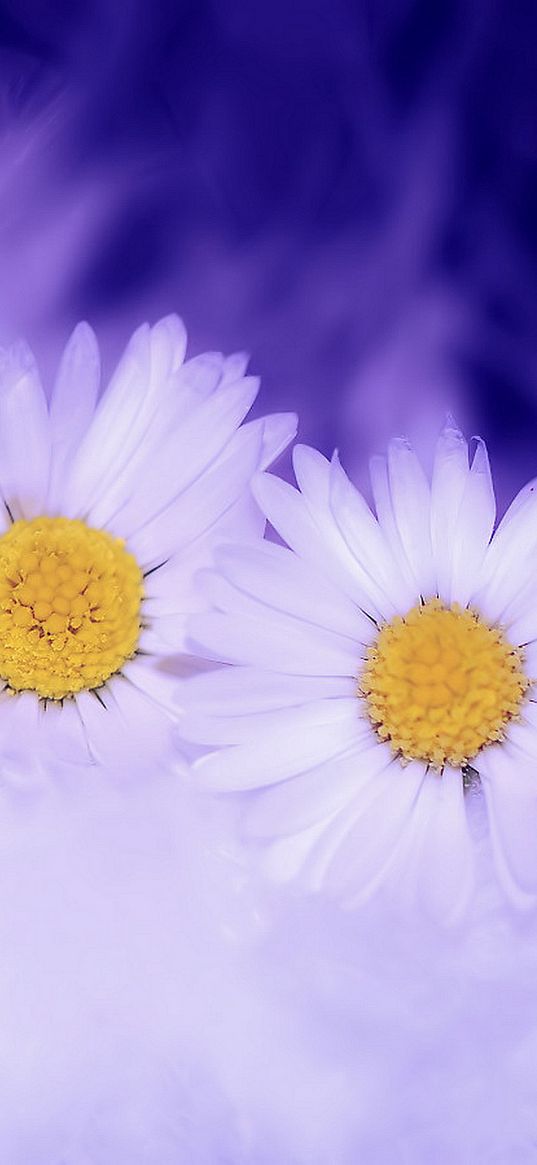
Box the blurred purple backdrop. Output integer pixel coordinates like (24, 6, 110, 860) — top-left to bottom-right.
(0, 0, 536, 508)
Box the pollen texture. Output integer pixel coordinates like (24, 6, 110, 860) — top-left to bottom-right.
(0, 517, 143, 699)
(360, 599, 528, 768)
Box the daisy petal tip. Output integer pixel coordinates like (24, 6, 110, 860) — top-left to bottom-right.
(244, 373, 261, 394)
(328, 451, 351, 496)
(469, 435, 490, 472)
(132, 320, 151, 343)
(230, 375, 261, 418)
(153, 311, 187, 352)
(292, 442, 332, 491)
(277, 410, 298, 441)
(390, 434, 411, 450)
(67, 320, 100, 363)
(258, 411, 298, 468)
(7, 338, 36, 377)
(233, 349, 250, 365)
(443, 409, 461, 433)
(155, 310, 185, 332)
(288, 410, 299, 434)
(71, 319, 96, 342)
(291, 441, 313, 471)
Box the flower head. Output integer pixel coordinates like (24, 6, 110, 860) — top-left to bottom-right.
(183, 421, 537, 918)
(0, 317, 295, 781)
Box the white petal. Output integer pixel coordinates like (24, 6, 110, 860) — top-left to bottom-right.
(208, 483, 266, 545)
(121, 656, 176, 713)
(430, 420, 469, 602)
(328, 451, 415, 614)
(138, 618, 190, 657)
(95, 377, 260, 534)
(141, 526, 246, 617)
(392, 766, 474, 923)
(475, 480, 537, 623)
(387, 438, 436, 597)
(73, 689, 116, 768)
(177, 351, 225, 400)
(252, 471, 384, 618)
(0, 341, 51, 519)
(128, 422, 263, 568)
(502, 587, 537, 647)
(491, 559, 537, 643)
(369, 453, 418, 594)
(255, 412, 298, 469)
(261, 818, 332, 884)
(451, 439, 496, 607)
(64, 316, 186, 519)
(175, 666, 354, 716)
(292, 443, 333, 508)
(47, 322, 100, 511)
(179, 695, 365, 746)
(483, 478, 537, 579)
(481, 742, 537, 907)
(192, 699, 366, 790)
(149, 313, 187, 376)
(288, 741, 398, 889)
(316, 758, 427, 901)
(220, 352, 249, 386)
(39, 697, 93, 767)
(504, 705, 537, 758)
(214, 411, 295, 493)
(211, 540, 372, 641)
(244, 739, 382, 839)
(520, 641, 537, 676)
(195, 567, 346, 643)
(75, 676, 171, 773)
(0, 691, 44, 787)
(61, 322, 152, 514)
(293, 445, 398, 618)
(0, 682, 171, 789)
(187, 609, 362, 676)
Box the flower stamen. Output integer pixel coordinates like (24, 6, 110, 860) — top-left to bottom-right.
(0, 517, 143, 699)
(360, 599, 528, 768)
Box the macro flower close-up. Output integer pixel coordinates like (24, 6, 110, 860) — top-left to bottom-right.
(184, 421, 537, 919)
(2, 1, 537, 1161)
(0, 316, 295, 782)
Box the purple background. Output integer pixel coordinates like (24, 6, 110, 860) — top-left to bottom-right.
(0, 0, 536, 504)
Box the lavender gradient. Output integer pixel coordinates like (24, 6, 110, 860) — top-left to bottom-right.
(1, 0, 536, 505)
(1, 4, 537, 1163)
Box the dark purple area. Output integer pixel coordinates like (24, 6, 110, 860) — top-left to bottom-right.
(0, 0, 536, 506)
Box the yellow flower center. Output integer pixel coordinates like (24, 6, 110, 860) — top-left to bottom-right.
(360, 599, 528, 768)
(0, 517, 143, 699)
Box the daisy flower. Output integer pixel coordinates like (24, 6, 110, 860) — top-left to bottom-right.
(0, 316, 295, 781)
(183, 421, 537, 918)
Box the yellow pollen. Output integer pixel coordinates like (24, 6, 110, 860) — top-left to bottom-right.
(0, 517, 144, 699)
(360, 599, 528, 768)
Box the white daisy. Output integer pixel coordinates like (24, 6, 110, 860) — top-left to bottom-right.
(0, 316, 295, 782)
(182, 421, 537, 919)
